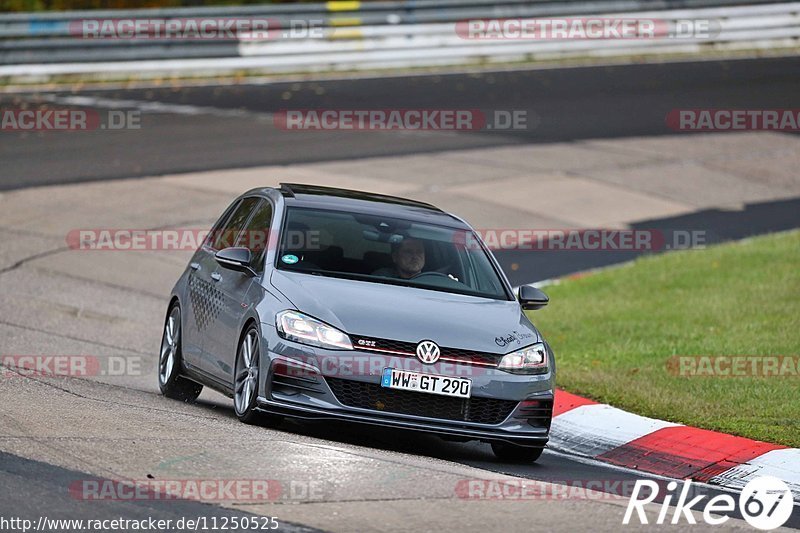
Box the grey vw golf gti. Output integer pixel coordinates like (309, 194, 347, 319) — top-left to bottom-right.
(159, 184, 555, 462)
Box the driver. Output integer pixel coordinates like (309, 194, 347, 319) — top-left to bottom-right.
(372, 237, 425, 279)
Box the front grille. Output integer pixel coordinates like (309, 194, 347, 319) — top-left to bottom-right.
(350, 335, 502, 367)
(326, 377, 518, 425)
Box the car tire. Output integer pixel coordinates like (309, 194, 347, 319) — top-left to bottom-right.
(158, 303, 203, 402)
(491, 443, 544, 463)
(234, 324, 283, 427)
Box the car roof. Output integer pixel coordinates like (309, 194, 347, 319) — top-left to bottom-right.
(251, 183, 470, 229)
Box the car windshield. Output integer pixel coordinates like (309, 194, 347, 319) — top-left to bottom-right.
(276, 207, 510, 300)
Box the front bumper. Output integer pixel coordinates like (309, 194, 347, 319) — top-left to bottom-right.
(258, 329, 555, 447)
(256, 397, 549, 446)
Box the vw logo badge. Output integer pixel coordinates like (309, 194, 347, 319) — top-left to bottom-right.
(416, 340, 440, 364)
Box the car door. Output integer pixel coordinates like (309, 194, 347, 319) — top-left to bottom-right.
(181, 201, 239, 369)
(200, 197, 266, 383)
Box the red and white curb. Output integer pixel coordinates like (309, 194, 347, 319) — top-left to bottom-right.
(550, 389, 800, 502)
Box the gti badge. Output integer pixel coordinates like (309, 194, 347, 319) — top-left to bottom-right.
(416, 340, 440, 364)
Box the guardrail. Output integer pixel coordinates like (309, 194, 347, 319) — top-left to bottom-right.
(0, 0, 798, 80)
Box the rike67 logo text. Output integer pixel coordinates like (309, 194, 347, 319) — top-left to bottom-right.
(624, 477, 793, 530)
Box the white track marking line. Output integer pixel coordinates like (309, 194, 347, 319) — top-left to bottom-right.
(37, 94, 275, 121)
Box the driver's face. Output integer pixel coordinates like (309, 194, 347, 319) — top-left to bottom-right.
(393, 239, 425, 278)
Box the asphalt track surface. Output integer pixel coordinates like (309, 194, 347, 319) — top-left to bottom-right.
(1, 56, 799, 190)
(1, 57, 799, 531)
(2, 56, 799, 286)
(0, 452, 323, 533)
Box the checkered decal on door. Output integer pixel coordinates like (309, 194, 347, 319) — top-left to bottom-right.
(188, 275, 223, 331)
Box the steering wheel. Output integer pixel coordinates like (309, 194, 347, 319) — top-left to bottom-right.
(409, 271, 455, 281)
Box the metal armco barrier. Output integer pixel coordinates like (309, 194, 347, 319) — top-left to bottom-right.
(0, 0, 798, 79)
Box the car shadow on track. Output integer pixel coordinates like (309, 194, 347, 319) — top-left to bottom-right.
(188, 395, 650, 490)
(189, 395, 516, 466)
(186, 396, 800, 530)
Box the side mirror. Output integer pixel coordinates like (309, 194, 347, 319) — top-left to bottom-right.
(519, 285, 549, 311)
(215, 247, 256, 277)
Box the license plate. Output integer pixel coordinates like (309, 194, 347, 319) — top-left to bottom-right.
(381, 368, 471, 398)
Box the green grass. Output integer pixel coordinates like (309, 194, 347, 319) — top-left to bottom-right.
(528, 230, 800, 447)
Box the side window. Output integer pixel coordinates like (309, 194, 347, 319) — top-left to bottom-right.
(235, 199, 273, 273)
(210, 197, 260, 251)
(203, 201, 238, 250)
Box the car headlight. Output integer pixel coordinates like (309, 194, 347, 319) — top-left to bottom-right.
(276, 310, 353, 350)
(497, 343, 548, 374)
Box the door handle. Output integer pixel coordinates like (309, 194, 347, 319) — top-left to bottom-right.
(211, 272, 222, 282)
(190, 262, 201, 271)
